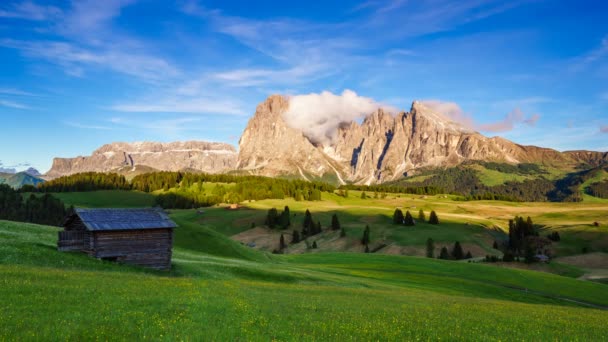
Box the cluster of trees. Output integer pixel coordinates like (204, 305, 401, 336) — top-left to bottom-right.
(36, 172, 130, 192)
(0, 184, 66, 226)
(587, 180, 608, 199)
(386, 163, 606, 202)
(275, 211, 344, 252)
(266, 206, 291, 229)
(546, 231, 561, 242)
(430, 240, 472, 260)
(500, 216, 553, 263)
(341, 184, 444, 196)
(478, 162, 544, 175)
(392, 209, 439, 225)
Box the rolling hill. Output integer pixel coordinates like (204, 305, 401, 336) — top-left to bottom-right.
(1, 217, 607, 340)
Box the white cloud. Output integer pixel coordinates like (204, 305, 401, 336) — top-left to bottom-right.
(63, 121, 112, 130)
(421, 100, 540, 133)
(0, 99, 29, 109)
(0, 1, 62, 21)
(1, 39, 179, 81)
(111, 98, 247, 116)
(283, 90, 396, 144)
(0, 88, 35, 96)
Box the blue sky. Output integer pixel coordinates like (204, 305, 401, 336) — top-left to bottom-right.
(1, 0, 607, 173)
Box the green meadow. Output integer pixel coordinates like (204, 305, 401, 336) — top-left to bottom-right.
(2, 189, 607, 340)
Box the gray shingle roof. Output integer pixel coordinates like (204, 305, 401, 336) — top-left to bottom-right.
(69, 208, 177, 231)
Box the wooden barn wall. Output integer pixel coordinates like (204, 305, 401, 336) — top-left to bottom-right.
(57, 231, 91, 252)
(92, 228, 173, 270)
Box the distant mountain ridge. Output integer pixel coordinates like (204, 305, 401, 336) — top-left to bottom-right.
(45, 141, 237, 179)
(0, 172, 44, 189)
(45, 95, 607, 184)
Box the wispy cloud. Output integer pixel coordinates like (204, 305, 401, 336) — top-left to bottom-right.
(477, 108, 538, 133)
(0, 88, 35, 96)
(570, 35, 608, 72)
(111, 98, 247, 116)
(422, 100, 539, 133)
(0, 1, 62, 21)
(63, 121, 113, 130)
(1, 39, 179, 81)
(0, 99, 29, 109)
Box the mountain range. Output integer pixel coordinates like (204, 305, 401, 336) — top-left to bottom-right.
(45, 95, 607, 185)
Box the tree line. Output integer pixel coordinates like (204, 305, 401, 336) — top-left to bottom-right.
(32, 171, 335, 209)
(0, 184, 67, 226)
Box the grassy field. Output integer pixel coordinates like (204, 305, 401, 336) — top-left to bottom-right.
(1, 218, 608, 340)
(50, 189, 608, 260)
(51, 190, 156, 208)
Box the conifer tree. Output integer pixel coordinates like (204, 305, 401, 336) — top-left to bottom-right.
(439, 247, 450, 259)
(361, 191, 367, 199)
(452, 241, 464, 260)
(302, 209, 313, 236)
(340, 227, 346, 238)
(465, 251, 472, 259)
(426, 238, 435, 258)
(361, 225, 371, 245)
(404, 211, 415, 226)
(331, 213, 341, 231)
(292, 230, 301, 244)
(312, 241, 318, 249)
(266, 208, 279, 228)
(418, 209, 426, 222)
(280, 234, 286, 250)
(393, 209, 404, 225)
(429, 210, 440, 224)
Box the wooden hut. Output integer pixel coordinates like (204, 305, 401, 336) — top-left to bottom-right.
(58, 208, 177, 270)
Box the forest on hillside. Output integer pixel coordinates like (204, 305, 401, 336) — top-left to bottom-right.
(34, 172, 335, 209)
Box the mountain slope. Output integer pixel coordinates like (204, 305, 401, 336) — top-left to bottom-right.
(237, 96, 607, 184)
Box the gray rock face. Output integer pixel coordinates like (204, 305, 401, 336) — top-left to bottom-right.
(45, 141, 237, 179)
(237, 96, 607, 184)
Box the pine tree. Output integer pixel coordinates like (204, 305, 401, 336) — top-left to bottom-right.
(280, 234, 286, 250)
(331, 213, 341, 231)
(493, 241, 499, 249)
(312, 241, 318, 249)
(439, 247, 450, 259)
(340, 227, 346, 238)
(266, 208, 279, 228)
(361, 225, 371, 245)
(426, 238, 435, 258)
(452, 241, 464, 260)
(292, 230, 301, 244)
(283, 206, 291, 227)
(392, 209, 404, 225)
(404, 211, 415, 226)
(361, 191, 367, 199)
(302, 209, 313, 236)
(418, 209, 425, 222)
(465, 251, 472, 259)
(429, 210, 439, 224)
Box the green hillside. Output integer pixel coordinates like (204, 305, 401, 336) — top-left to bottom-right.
(1, 219, 607, 340)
